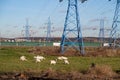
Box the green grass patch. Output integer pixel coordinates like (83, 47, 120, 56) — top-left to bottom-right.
(0, 47, 120, 73)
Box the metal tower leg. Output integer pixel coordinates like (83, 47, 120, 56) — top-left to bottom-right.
(109, 0, 120, 47)
(60, 0, 84, 54)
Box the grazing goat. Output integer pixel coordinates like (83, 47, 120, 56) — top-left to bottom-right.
(50, 60, 57, 65)
(35, 58, 41, 63)
(62, 56, 68, 60)
(34, 55, 45, 61)
(20, 56, 27, 61)
(57, 56, 68, 60)
(64, 60, 69, 64)
(34, 55, 45, 63)
(57, 56, 63, 60)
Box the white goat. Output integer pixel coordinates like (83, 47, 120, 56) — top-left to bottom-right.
(34, 55, 45, 60)
(20, 56, 27, 61)
(57, 56, 68, 60)
(62, 56, 68, 60)
(64, 60, 69, 64)
(57, 56, 63, 60)
(50, 60, 57, 65)
(35, 58, 41, 63)
(37, 55, 45, 60)
(34, 55, 45, 63)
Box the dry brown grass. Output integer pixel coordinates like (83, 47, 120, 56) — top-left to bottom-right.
(81, 47, 120, 57)
(27, 46, 120, 57)
(87, 64, 116, 77)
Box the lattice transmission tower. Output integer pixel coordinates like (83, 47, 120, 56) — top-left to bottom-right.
(59, 0, 87, 54)
(25, 18, 30, 41)
(46, 17, 52, 42)
(99, 19, 105, 44)
(109, 0, 120, 47)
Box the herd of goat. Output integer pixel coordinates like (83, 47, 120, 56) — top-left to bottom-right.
(20, 55, 69, 65)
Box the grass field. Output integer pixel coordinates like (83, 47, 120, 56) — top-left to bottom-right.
(0, 46, 120, 74)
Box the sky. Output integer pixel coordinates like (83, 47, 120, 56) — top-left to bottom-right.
(0, 0, 116, 38)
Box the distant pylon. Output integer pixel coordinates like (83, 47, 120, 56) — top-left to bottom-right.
(99, 19, 104, 45)
(25, 18, 30, 41)
(109, 0, 120, 47)
(60, 0, 85, 54)
(46, 17, 52, 42)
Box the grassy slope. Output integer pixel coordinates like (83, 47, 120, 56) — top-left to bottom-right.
(0, 47, 120, 73)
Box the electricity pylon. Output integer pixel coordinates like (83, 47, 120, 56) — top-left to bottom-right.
(46, 17, 52, 42)
(59, 0, 87, 54)
(109, 0, 120, 47)
(25, 18, 30, 41)
(99, 19, 105, 45)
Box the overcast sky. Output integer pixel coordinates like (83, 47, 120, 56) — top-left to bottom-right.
(0, 0, 116, 38)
